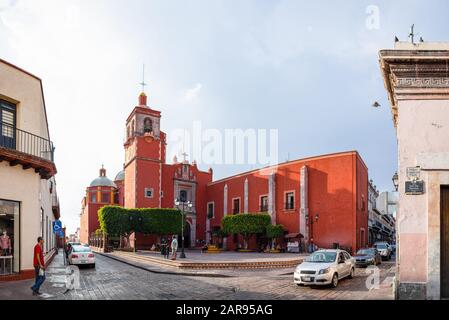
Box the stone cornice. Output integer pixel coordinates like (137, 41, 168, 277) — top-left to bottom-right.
(379, 49, 449, 127)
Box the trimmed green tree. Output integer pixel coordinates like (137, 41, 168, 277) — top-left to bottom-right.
(222, 213, 271, 250)
(266, 224, 285, 249)
(98, 206, 183, 237)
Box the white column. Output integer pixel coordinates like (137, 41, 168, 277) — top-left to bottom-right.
(223, 184, 228, 249)
(268, 173, 276, 224)
(244, 178, 249, 213)
(300, 166, 309, 243)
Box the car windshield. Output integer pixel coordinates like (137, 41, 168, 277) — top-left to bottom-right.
(72, 246, 92, 253)
(357, 249, 374, 255)
(375, 244, 387, 249)
(307, 251, 337, 263)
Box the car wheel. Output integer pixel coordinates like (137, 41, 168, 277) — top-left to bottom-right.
(348, 268, 355, 279)
(296, 283, 303, 287)
(331, 274, 338, 288)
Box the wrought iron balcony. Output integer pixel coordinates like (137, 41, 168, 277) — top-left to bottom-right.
(0, 122, 56, 179)
(260, 205, 269, 212)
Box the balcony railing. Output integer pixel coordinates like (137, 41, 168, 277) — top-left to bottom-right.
(260, 205, 269, 212)
(1, 121, 54, 162)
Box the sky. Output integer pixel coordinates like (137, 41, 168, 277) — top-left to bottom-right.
(1, 0, 449, 234)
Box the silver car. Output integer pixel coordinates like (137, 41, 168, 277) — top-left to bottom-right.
(374, 242, 392, 260)
(294, 249, 355, 288)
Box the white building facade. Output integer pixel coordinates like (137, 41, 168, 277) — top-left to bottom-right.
(380, 42, 449, 299)
(0, 58, 60, 280)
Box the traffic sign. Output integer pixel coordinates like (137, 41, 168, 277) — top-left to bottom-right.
(53, 220, 62, 233)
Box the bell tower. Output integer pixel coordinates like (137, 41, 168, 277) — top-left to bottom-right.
(123, 91, 167, 209)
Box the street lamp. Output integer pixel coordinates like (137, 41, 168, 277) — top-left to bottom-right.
(392, 171, 399, 191)
(175, 198, 193, 259)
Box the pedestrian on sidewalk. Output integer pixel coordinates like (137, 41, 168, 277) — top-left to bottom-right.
(171, 235, 178, 260)
(31, 237, 46, 295)
(164, 238, 171, 259)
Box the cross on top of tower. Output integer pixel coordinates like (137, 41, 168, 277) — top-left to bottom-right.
(408, 24, 415, 44)
(140, 64, 147, 93)
(181, 152, 189, 164)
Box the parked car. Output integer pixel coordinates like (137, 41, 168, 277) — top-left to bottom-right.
(390, 244, 397, 253)
(374, 242, 391, 260)
(294, 249, 355, 288)
(68, 245, 95, 268)
(354, 248, 381, 267)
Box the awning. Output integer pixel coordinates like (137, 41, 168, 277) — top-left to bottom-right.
(285, 233, 304, 239)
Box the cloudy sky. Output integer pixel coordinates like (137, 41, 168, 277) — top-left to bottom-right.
(1, 0, 449, 233)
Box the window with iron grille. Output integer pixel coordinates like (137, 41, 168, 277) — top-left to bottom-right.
(233, 198, 240, 214)
(285, 192, 294, 210)
(260, 196, 268, 212)
(207, 202, 214, 219)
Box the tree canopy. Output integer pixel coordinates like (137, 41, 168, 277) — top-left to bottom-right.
(98, 206, 183, 236)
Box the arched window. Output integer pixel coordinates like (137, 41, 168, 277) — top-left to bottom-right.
(144, 117, 153, 133)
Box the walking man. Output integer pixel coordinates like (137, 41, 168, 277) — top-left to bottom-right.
(171, 235, 178, 260)
(31, 237, 45, 295)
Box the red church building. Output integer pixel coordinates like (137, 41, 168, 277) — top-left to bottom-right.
(80, 91, 368, 253)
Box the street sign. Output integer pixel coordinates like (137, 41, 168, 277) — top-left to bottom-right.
(407, 167, 421, 181)
(53, 220, 62, 233)
(405, 180, 425, 195)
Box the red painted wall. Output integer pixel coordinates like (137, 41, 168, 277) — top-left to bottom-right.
(205, 151, 368, 253)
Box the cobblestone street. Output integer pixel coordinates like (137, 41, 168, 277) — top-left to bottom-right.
(0, 251, 394, 300)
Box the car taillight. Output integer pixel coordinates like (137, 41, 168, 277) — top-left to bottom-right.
(88, 254, 94, 258)
(71, 254, 79, 258)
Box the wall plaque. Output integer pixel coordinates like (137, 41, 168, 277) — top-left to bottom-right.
(405, 180, 424, 195)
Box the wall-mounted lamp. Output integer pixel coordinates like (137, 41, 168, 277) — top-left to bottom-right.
(392, 172, 399, 192)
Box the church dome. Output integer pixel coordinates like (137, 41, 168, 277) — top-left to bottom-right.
(90, 166, 117, 188)
(114, 170, 125, 181)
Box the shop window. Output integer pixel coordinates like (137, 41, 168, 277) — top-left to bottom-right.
(0, 199, 20, 274)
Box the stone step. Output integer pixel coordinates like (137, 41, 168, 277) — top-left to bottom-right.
(107, 250, 302, 270)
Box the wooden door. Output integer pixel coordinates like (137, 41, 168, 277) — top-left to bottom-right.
(441, 186, 449, 298)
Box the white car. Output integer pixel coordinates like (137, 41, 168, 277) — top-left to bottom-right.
(68, 245, 95, 268)
(294, 249, 355, 288)
(374, 242, 392, 260)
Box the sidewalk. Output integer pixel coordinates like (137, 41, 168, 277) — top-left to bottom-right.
(0, 250, 72, 300)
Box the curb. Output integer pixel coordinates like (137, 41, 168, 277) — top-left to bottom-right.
(94, 251, 233, 278)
